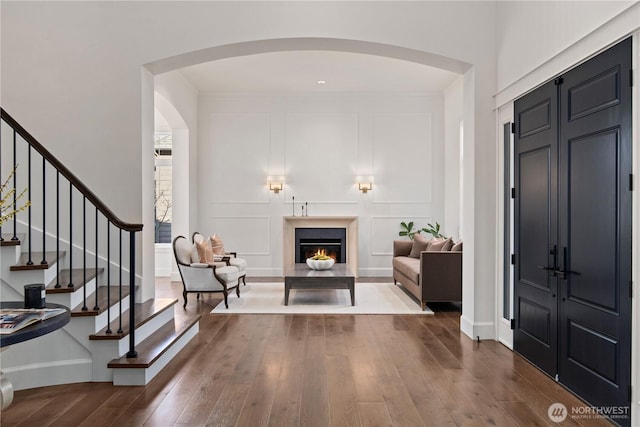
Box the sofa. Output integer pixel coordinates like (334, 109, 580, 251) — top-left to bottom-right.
(392, 234, 462, 310)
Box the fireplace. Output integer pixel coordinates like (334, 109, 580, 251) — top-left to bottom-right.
(283, 216, 358, 276)
(295, 228, 346, 263)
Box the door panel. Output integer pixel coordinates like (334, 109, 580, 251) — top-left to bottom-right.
(514, 37, 631, 426)
(559, 37, 631, 417)
(513, 80, 558, 376)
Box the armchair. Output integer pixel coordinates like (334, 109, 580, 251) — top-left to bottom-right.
(192, 232, 247, 286)
(173, 235, 240, 309)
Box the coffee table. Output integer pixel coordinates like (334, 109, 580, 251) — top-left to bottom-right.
(284, 264, 355, 306)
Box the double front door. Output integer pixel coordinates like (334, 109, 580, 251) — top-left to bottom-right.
(514, 37, 632, 423)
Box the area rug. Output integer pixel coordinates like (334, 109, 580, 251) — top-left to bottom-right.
(210, 282, 434, 315)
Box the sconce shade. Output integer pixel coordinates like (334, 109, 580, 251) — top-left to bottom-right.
(268, 176, 284, 193)
(357, 176, 374, 193)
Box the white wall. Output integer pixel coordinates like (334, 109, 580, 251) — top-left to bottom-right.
(443, 76, 463, 240)
(1, 0, 497, 338)
(197, 93, 446, 276)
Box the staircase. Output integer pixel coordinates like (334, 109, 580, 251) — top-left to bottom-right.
(0, 109, 200, 389)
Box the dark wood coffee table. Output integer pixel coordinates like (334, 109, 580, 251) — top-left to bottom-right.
(284, 264, 355, 306)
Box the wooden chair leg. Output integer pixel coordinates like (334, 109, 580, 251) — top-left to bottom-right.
(223, 290, 229, 308)
(236, 285, 240, 297)
(183, 291, 188, 309)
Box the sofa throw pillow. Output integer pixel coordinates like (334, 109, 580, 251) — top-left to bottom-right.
(408, 233, 429, 258)
(196, 240, 215, 263)
(428, 238, 449, 251)
(452, 241, 463, 252)
(209, 235, 225, 255)
(440, 237, 454, 252)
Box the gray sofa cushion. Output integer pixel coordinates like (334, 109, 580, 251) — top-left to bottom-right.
(452, 240, 463, 252)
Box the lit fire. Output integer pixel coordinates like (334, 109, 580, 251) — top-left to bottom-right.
(312, 248, 336, 260)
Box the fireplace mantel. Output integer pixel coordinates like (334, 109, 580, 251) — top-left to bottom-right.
(283, 216, 358, 276)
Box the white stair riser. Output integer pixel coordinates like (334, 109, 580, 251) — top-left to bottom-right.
(112, 322, 199, 386)
(45, 278, 98, 308)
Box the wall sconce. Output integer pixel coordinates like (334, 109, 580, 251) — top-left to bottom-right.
(357, 176, 374, 193)
(268, 176, 284, 193)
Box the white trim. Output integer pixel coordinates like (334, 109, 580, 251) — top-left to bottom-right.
(2, 359, 92, 391)
(495, 104, 514, 350)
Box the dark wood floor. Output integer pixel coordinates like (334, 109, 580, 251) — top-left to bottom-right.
(1, 278, 613, 427)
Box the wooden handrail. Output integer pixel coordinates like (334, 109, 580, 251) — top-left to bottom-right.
(1, 108, 143, 232)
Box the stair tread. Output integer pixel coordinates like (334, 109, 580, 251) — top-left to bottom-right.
(46, 268, 104, 293)
(89, 298, 178, 340)
(0, 233, 24, 246)
(70, 285, 131, 316)
(10, 251, 65, 271)
(108, 314, 200, 369)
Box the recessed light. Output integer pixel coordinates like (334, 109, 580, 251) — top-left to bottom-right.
(317, 80, 326, 85)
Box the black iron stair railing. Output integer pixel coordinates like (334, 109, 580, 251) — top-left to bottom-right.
(0, 108, 143, 358)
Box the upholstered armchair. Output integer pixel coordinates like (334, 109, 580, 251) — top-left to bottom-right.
(192, 232, 247, 286)
(172, 235, 240, 309)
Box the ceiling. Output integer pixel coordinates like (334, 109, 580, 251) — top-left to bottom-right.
(177, 50, 460, 93)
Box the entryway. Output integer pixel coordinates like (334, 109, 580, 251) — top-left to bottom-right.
(513, 37, 632, 425)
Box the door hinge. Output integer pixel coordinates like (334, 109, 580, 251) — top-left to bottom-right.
(554, 77, 564, 86)
(630, 174, 634, 191)
(510, 318, 516, 330)
(511, 254, 516, 265)
(511, 122, 516, 134)
(511, 188, 516, 199)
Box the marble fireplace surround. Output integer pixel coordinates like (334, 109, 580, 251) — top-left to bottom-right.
(283, 216, 358, 276)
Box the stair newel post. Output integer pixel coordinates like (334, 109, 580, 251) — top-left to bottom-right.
(68, 182, 73, 288)
(126, 230, 137, 358)
(106, 220, 111, 334)
(11, 129, 17, 241)
(117, 228, 123, 334)
(41, 155, 47, 265)
(55, 172, 60, 288)
(26, 143, 32, 265)
(82, 196, 87, 311)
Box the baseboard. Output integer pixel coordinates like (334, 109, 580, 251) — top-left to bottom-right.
(497, 318, 513, 349)
(460, 315, 495, 340)
(2, 358, 92, 391)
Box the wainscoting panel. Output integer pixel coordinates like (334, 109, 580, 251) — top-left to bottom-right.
(209, 112, 271, 202)
(209, 216, 271, 256)
(372, 113, 433, 203)
(284, 112, 358, 203)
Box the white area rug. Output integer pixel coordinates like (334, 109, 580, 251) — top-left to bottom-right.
(211, 282, 434, 315)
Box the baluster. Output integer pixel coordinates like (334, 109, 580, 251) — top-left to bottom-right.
(94, 207, 99, 311)
(126, 231, 137, 358)
(68, 182, 73, 288)
(0, 120, 3, 242)
(82, 196, 87, 311)
(11, 129, 17, 241)
(106, 221, 112, 334)
(55, 172, 61, 288)
(118, 228, 123, 334)
(41, 156, 47, 264)
(26, 143, 33, 265)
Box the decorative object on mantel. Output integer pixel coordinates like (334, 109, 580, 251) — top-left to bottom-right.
(267, 176, 284, 193)
(291, 196, 295, 216)
(306, 249, 335, 270)
(356, 175, 374, 193)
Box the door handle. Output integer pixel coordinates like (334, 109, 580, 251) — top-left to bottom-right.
(554, 246, 580, 280)
(537, 245, 558, 275)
